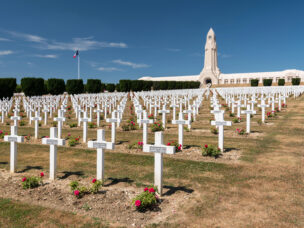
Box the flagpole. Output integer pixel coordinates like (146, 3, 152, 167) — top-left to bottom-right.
(78, 53, 80, 80)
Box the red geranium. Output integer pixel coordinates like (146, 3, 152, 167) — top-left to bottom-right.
(135, 200, 141, 207)
(204, 144, 208, 148)
(74, 190, 80, 196)
(149, 188, 155, 193)
(144, 187, 148, 191)
(40, 172, 44, 177)
(92, 178, 97, 183)
(22, 177, 27, 182)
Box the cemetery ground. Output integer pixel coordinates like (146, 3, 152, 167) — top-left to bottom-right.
(0, 94, 303, 227)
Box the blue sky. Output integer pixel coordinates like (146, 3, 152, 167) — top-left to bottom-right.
(0, 0, 304, 83)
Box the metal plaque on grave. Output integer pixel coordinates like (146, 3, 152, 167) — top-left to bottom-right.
(7, 136, 17, 142)
(175, 120, 186, 124)
(150, 146, 167, 154)
(93, 142, 107, 148)
(46, 139, 58, 145)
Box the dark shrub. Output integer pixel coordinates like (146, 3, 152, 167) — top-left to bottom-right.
(292, 78, 301, 85)
(0, 78, 16, 98)
(47, 78, 65, 95)
(278, 79, 285, 86)
(21, 77, 45, 96)
(86, 79, 102, 93)
(251, 79, 259, 87)
(263, 79, 272, 86)
(66, 79, 84, 94)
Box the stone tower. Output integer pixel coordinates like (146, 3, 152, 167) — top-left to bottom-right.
(199, 28, 220, 86)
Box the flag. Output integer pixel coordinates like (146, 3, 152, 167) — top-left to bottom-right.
(73, 50, 79, 58)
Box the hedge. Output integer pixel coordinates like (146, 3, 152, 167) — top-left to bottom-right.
(106, 83, 116, 92)
(250, 79, 259, 87)
(47, 78, 65, 95)
(0, 78, 16, 98)
(66, 79, 84, 94)
(118, 80, 200, 91)
(292, 78, 301, 85)
(263, 79, 273, 86)
(21, 77, 45, 96)
(278, 79, 285, 86)
(86, 79, 102, 93)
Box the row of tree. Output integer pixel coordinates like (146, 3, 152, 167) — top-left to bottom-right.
(250, 78, 301, 87)
(0, 77, 201, 98)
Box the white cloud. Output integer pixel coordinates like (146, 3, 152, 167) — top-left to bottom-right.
(98, 67, 122, 72)
(0, 37, 10, 41)
(0, 50, 13, 56)
(166, 48, 181, 52)
(113, 59, 150, 69)
(34, 54, 58, 59)
(8, 31, 46, 43)
(6, 31, 127, 51)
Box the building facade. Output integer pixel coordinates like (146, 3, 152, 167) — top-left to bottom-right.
(138, 28, 304, 86)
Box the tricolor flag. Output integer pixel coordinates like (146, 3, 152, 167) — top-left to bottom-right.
(73, 50, 79, 58)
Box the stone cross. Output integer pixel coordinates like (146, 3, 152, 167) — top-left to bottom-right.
(42, 127, 65, 180)
(143, 131, 175, 195)
(106, 111, 121, 143)
(137, 110, 153, 144)
(236, 100, 244, 118)
(170, 100, 179, 121)
(4, 126, 24, 173)
(257, 99, 269, 123)
(183, 105, 193, 129)
(88, 129, 115, 181)
(158, 105, 170, 129)
(80, 111, 91, 143)
(42, 106, 49, 126)
(54, 110, 66, 139)
(211, 112, 232, 152)
(11, 110, 21, 127)
(94, 104, 104, 127)
(31, 111, 42, 139)
(172, 112, 190, 146)
(241, 105, 256, 133)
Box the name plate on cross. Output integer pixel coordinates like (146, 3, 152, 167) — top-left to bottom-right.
(7, 136, 17, 142)
(93, 142, 107, 148)
(174, 120, 186, 124)
(46, 139, 58, 145)
(150, 146, 167, 154)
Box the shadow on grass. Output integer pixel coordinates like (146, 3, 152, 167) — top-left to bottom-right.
(116, 140, 129, 145)
(18, 165, 43, 173)
(184, 145, 201, 149)
(162, 185, 194, 196)
(104, 177, 134, 187)
(224, 147, 240, 152)
(0, 162, 8, 165)
(58, 171, 85, 179)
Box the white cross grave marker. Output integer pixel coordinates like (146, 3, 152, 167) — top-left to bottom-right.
(42, 127, 65, 180)
(31, 111, 42, 139)
(241, 105, 256, 133)
(4, 126, 24, 173)
(88, 129, 115, 181)
(137, 110, 153, 144)
(172, 112, 190, 146)
(143, 131, 175, 195)
(211, 112, 232, 152)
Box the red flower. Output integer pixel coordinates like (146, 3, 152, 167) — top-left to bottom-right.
(167, 143, 171, 146)
(40, 172, 44, 177)
(144, 187, 148, 192)
(22, 177, 27, 182)
(74, 190, 80, 196)
(148, 188, 155, 193)
(204, 144, 208, 148)
(135, 200, 141, 207)
(92, 178, 97, 183)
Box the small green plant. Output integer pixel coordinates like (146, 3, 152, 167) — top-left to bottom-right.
(6, 122, 10, 126)
(233, 117, 242, 123)
(38, 122, 41, 127)
(52, 121, 57, 127)
(257, 119, 262, 125)
(132, 186, 159, 212)
(20, 120, 26, 126)
(236, 128, 246, 135)
(0, 130, 5, 139)
(229, 112, 235, 117)
(69, 123, 77, 128)
(151, 122, 164, 132)
(88, 122, 96, 128)
(183, 126, 190, 132)
(210, 126, 218, 135)
(128, 141, 143, 150)
(121, 124, 130, 131)
(70, 178, 103, 198)
(166, 141, 182, 152)
(202, 144, 221, 158)
(21, 172, 44, 189)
